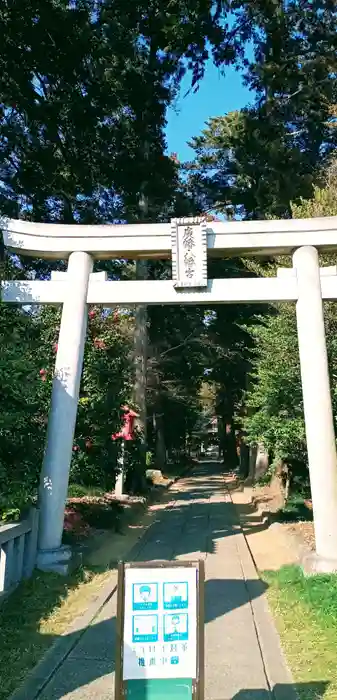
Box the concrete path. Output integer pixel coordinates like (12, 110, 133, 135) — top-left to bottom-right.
(17, 463, 298, 700)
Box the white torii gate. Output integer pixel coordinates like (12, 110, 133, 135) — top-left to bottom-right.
(2, 215, 337, 574)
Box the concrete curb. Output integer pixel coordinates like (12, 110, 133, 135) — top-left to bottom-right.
(9, 465, 192, 700)
(232, 499, 299, 700)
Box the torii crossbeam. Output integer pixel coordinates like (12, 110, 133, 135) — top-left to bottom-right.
(2, 215, 337, 575)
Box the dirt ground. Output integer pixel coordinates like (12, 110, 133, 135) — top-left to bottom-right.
(87, 469, 315, 572)
(284, 521, 315, 552)
(230, 475, 315, 571)
(252, 480, 315, 550)
(85, 482, 175, 568)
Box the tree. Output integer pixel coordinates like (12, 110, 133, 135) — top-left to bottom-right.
(147, 267, 207, 467)
(2, 0, 337, 515)
(185, 1, 337, 219)
(243, 0, 337, 169)
(0, 301, 45, 519)
(185, 110, 315, 219)
(36, 305, 133, 490)
(0, 0, 240, 227)
(244, 161, 337, 495)
(1, 0, 227, 507)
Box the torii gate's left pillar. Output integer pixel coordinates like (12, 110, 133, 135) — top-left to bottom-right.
(37, 251, 93, 574)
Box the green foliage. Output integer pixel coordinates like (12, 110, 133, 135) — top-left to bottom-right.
(276, 496, 313, 524)
(0, 0, 232, 515)
(245, 304, 306, 463)
(0, 303, 46, 518)
(185, 111, 312, 219)
(1, 507, 21, 523)
(124, 438, 150, 494)
(147, 282, 207, 465)
(37, 306, 132, 492)
(67, 484, 106, 499)
(0, 0, 234, 226)
(1, 0, 337, 518)
(146, 452, 154, 468)
(245, 166, 337, 494)
(186, 2, 337, 219)
(72, 307, 132, 489)
(70, 500, 123, 531)
(0, 299, 134, 517)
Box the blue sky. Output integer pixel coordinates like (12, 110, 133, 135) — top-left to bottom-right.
(165, 61, 253, 162)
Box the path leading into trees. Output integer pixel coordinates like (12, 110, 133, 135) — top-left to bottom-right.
(22, 463, 296, 699)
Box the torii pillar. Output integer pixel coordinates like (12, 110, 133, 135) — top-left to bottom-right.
(3, 216, 337, 575)
(37, 252, 93, 573)
(293, 246, 337, 573)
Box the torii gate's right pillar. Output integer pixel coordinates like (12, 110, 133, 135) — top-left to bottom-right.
(294, 245, 337, 572)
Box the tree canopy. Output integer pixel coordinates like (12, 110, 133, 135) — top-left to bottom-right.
(244, 165, 337, 494)
(1, 0, 337, 520)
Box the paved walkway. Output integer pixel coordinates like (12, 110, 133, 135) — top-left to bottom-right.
(16, 463, 298, 700)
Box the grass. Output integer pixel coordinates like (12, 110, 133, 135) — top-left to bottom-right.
(263, 565, 337, 699)
(0, 476, 174, 698)
(0, 566, 112, 699)
(0, 468, 187, 698)
(67, 484, 107, 498)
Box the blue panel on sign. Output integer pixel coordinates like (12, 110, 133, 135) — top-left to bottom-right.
(163, 614, 188, 642)
(133, 583, 159, 611)
(163, 582, 188, 610)
(170, 656, 180, 665)
(132, 615, 159, 643)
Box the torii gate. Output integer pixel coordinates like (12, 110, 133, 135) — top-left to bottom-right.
(2, 215, 337, 575)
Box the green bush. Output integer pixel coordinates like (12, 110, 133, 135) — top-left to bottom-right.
(73, 500, 123, 530)
(0, 303, 46, 520)
(245, 172, 337, 497)
(67, 484, 106, 498)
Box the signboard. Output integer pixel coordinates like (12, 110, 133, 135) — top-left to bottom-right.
(171, 218, 208, 290)
(115, 560, 204, 700)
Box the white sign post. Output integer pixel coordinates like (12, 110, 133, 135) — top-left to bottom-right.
(115, 560, 204, 700)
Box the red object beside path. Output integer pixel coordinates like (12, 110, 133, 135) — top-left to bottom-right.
(111, 408, 138, 442)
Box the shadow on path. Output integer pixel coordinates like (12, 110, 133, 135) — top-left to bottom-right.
(205, 578, 267, 622)
(9, 462, 320, 700)
(21, 574, 268, 699)
(232, 682, 329, 699)
(23, 614, 329, 700)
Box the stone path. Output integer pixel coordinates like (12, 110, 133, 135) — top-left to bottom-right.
(15, 463, 298, 700)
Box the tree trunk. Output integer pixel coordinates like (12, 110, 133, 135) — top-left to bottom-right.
(134, 259, 147, 439)
(155, 411, 166, 471)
